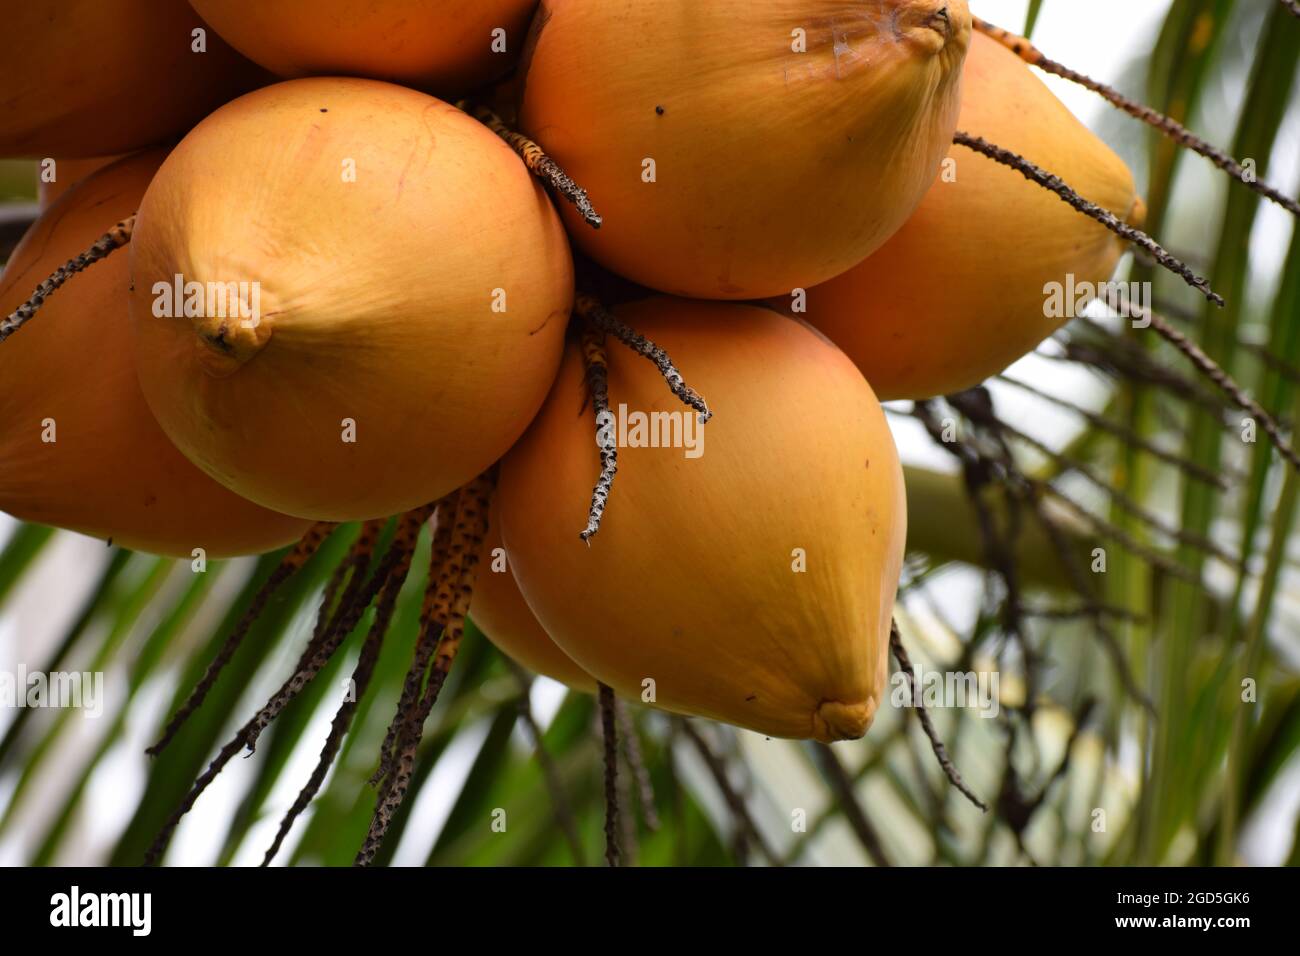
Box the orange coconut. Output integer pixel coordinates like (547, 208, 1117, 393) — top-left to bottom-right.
(37, 155, 127, 210)
(128, 78, 572, 522)
(498, 298, 906, 741)
(471, 506, 594, 691)
(0, 152, 312, 557)
(0, 0, 265, 158)
(789, 31, 1143, 400)
(190, 0, 537, 95)
(517, 0, 971, 299)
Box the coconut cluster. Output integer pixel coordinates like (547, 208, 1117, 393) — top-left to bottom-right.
(0, 0, 1143, 746)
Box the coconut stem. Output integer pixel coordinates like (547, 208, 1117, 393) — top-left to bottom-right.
(909, 400, 1155, 714)
(949, 391, 1241, 568)
(369, 492, 460, 789)
(357, 474, 494, 866)
(676, 719, 782, 866)
(575, 293, 713, 421)
(810, 742, 891, 866)
(296, 519, 387, 669)
(1138, 305, 1300, 473)
(888, 622, 988, 813)
(579, 322, 619, 543)
(506, 659, 588, 865)
(146, 521, 337, 757)
(599, 682, 621, 867)
(973, 18, 1300, 219)
(0, 215, 135, 344)
(261, 609, 387, 866)
(953, 131, 1224, 306)
(1037, 476, 1200, 583)
(142, 507, 428, 866)
(615, 700, 660, 832)
(1043, 333, 1229, 421)
(458, 100, 602, 229)
(996, 373, 1228, 489)
(1026, 492, 1155, 714)
(245, 507, 431, 753)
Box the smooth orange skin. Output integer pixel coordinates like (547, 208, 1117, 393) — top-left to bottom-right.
(190, 0, 538, 95)
(37, 155, 127, 210)
(471, 504, 595, 692)
(128, 78, 573, 522)
(518, 0, 971, 299)
(499, 299, 907, 742)
(0, 0, 266, 158)
(791, 31, 1143, 400)
(0, 152, 312, 557)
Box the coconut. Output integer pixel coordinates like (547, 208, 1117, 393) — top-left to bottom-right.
(0, 0, 265, 158)
(471, 505, 595, 692)
(0, 151, 311, 557)
(498, 297, 906, 741)
(190, 0, 538, 95)
(789, 30, 1143, 400)
(128, 77, 573, 521)
(37, 155, 127, 210)
(517, 0, 971, 299)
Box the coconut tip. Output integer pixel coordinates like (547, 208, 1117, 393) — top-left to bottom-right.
(902, 0, 973, 56)
(183, 289, 275, 376)
(812, 697, 877, 742)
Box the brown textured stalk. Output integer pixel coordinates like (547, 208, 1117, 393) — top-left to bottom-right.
(912, 399, 1033, 679)
(142, 506, 430, 866)
(1242, 340, 1300, 387)
(676, 719, 782, 866)
(1025, 491, 1155, 714)
(576, 293, 713, 422)
(1032, 478, 1200, 583)
(911, 398, 1155, 713)
(580, 322, 618, 542)
(506, 660, 587, 865)
(244, 506, 432, 753)
(599, 682, 621, 867)
(615, 700, 660, 832)
(954, 131, 1223, 306)
(458, 100, 602, 229)
(1044, 336, 1228, 419)
(147, 521, 337, 757)
(261, 594, 390, 866)
(889, 622, 988, 812)
(996, 373, 1228, 489)
(1, 215, 136, 343)
(369, 492, 460, 788)
(294, 519, 386, 671)
(811, 743, 891, 866)
(973, 17, 1300, 219)
(357, 474, 494, 866)
(1140, 306, 1300, 473)
(949, 394, 1241, 569)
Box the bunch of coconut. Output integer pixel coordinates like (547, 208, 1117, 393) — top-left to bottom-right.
(1, 0, 1160, 861)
